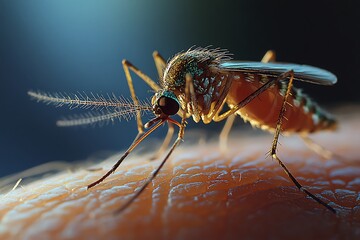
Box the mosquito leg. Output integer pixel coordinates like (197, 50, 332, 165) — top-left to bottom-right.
(114, 136, 182, 214)
(87, 60, 163, 189)
(180, 72, 200, 122)
(122, 59, 161, 136)
(271, 153, 336, 213)
(123, 54, 184, 158)
(219, 114, 236, 152)
(150, 51, 180, 158)
(213, 69, 336, 213)
(114, 73, 192, 214)
(153, 51, 189, 152)
(300, 134, 334, 159)
(150, 51, 176, 158)
(182, 73, 193, 136)
(261, 50, 276, 63)
(213, 71, 295, 122)
(150, 122, 175, 160)
(87, 119, 165, 189)
(269, 71, 336, 214)
(115, 116, 188, 214)
(218, 50, 277, 151)
(153, 51, 167, 78)
(270, 71, 295, 157)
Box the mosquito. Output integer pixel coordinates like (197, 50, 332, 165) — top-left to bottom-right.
(28, 46, 337, 214)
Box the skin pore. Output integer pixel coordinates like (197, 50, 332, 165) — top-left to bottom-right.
(0, 110, 359, 239)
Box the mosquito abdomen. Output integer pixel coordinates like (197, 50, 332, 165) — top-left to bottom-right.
(226, 73, 337, 133)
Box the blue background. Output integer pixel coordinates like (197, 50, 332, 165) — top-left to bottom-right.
(0, 0, 359, 177)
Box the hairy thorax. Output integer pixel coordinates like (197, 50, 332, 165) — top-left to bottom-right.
(161, 48, 232, 123)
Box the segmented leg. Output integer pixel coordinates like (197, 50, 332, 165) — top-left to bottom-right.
(213, 69, 335, 213)
(187, 73, 201, 122)
(300, 134, 333, 159)
(219, 114, 235, 151)
(261, 50, 276, 63)
(270, 71, 295, 156)
(114, 74, 192, 214)
(219, 50, 277, 151)
(123, 54, 176, 159)
(269, 71, 336, 214)
(153, 51, 167, 78)
(87, 119, 166, 189)
(122, 59, 161, 136)
(213, 61, 291, 122)
(150, 122, 175, 160)
(88, 54, 168, 189)
(152, 51, 182, 158)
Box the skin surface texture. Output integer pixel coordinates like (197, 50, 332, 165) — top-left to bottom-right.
(0, 111, 359, 240)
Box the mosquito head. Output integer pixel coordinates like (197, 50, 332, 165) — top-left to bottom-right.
(152, 90, 180, 118)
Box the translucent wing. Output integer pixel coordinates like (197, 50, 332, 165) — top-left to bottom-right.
(219, 61, 337, 85)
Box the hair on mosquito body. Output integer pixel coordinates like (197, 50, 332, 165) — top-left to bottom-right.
(28, 46, 338, 214)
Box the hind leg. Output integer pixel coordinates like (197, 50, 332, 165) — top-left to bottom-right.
(300, 134, 335, 159)
(269, 71, 336, 213)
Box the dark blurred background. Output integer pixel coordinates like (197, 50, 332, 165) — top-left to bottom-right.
(0, 0, 359, 177)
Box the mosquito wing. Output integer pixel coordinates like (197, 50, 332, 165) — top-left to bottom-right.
(219, 61, 337, 85)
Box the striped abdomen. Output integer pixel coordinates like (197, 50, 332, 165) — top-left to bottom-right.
(226, 72, 337, 133)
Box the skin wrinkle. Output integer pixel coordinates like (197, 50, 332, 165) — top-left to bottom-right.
(0, 112, 360, 239)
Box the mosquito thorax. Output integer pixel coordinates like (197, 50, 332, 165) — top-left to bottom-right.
(152, 90, 180, 117)
(162, 48, 231, 90)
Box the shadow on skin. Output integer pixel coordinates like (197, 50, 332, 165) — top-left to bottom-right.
(0, 111, 360, 239)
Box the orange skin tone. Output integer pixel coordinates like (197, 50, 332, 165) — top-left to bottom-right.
(0, 111, 359, 239)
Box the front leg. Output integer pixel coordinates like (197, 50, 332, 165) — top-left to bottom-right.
(268, 71, 335, 213)
(114, 72, 193, 213)
(122, 59, 161, 136)
(153, 51, 167, 79)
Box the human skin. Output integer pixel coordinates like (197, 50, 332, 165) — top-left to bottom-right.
(0, 111, 359, 239)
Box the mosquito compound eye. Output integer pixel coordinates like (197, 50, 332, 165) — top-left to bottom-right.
(157, 96, 179, 116)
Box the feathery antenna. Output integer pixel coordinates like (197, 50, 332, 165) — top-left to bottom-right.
(28, 91, 152, 127)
